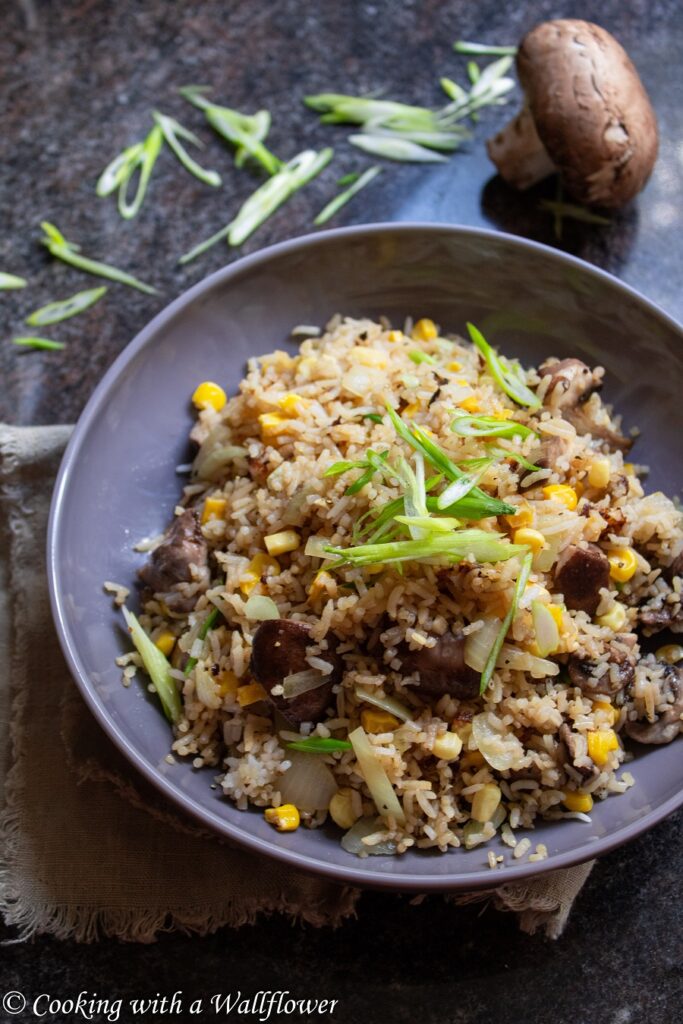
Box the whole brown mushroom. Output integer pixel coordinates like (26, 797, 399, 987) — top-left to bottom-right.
(486, 19, 658, 208)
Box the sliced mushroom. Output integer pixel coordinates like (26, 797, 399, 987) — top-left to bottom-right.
(250, 619, 341, 725)
(568, 636, 636, 696)
(539, 359, 631, 452)
(534, 434, 570, 470)
(554, 542, 610, 617)
(638, 551, 683, 633)
(558, 722, 599, 780)
(397, 631, 481, 700)
(138, 508, 209, 613)
(486, 19, 658, 207)
(625, 666, 682, 745)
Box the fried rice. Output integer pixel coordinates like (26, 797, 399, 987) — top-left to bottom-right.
(117, 315, 683, 859)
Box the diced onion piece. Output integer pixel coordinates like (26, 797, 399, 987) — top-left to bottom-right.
(195, 445, 246, 481)
(282, 669, 326, 699)
(122, 607, 181, 723)
(471, 713, 527, 771)
(349, 725, 405, 824)
(341, 816, 397, 856)
(278, 751, 338, 812)
(355, 686, 412, 723)
(462, 819, 494, 849)
(498, 645, 560, 677)
(531, 600, 560, 657)
(341, 364, 383, 398)
(464, 618, 500, 672)
(304, 535, 334, 559)
(244, 595, 280, 620)
(195, 664, 222, 709)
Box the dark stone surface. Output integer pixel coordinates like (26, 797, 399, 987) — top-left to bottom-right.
(0, 0, 681, 1020)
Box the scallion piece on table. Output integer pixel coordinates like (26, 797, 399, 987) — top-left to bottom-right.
(122, 607, 182, 723)
(285, 737, 353, 754)
(479, 550, 533, 694)
(349, 134, 449, 163)
(466, 323, 541, 409)
(314, 165, 382, 225)
(41, 222, 158, 294)
(453, 40, 517, 56)
(96, 142, 145, 197)
(116, 124, 164, 220)
(12, 336, 65, 351)
(0, 272, 28, 290)
(538, 200, 611, 228)
(337, 172, 360, 186)
(25, 286, 107, 327)
(183, 605, 221, 676)
(180, 86, 281, 175)
(152, 110, 222, 187)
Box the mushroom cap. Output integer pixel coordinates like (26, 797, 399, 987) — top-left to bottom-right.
(518, 19, 658, 207)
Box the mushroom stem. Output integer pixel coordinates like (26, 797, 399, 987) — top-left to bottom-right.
(486, 106, 557, 190)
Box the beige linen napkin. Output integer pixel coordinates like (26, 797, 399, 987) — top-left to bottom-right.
(0, 424, 593, 943)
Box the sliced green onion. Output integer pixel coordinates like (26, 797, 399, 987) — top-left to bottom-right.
(337, 172, 360, 185)
(0, 272, 27, 290)
(40, 221, 157, 294)
(123, 607, 182, 723)
(349, 134, 448, 163)
(12, 336, 65, 351)
(454, 40, 517, 56)
(408, 349, 437, 366)
(425, 493, 514, 519)
(349, 725, 405, 823)
(394, 515, 460, 533)
(285, 737, 352, 753)
(314, 165, 382, 225)
(181, 87, 281, 175)
(364, 412, 383, 424)
(355, 687, 412, 722)
(25, 286, 107, 327)
(96, 142, 145, 197)
(436, 458, 494, 511)
(178, 224, 232, 265)
(440, 77, 468, 104)
(152, 111, 222, 187)
(467, 61, 481, 84)
(479, 551, 533, 694)
(183, 606, 221, 675)
(324, 459, 368, 477)
(116, 124, 164, 219)
(466, 323, 540, 409)
(450, 414, 537, 439)
(539, 200, 611, 228)
(326, 530, 525, 568)
(486, 442, 540, 472)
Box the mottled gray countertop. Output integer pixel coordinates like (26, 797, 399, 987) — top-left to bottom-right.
(1, 0, 681, 1021)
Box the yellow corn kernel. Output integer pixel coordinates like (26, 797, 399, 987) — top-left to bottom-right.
(587, 729, 619, 766)
(458, 395, 479, 413)
(504, 502, 534, 529)
(201, 496, 227, 524)
(217, 670, 240, 696)
(239, 552, 281, 595)
(574, 480, 584, 498)
(237, 682, 268, 707)
(542, 484, 578, 511)
(593, 700, 619, 726)
(277, 393, 309, 415)
(460, 751, 485, 769)
(447, 360, 462, 372)
(361, 709, 401, 734)
(623, 462, 635, 476)
(387, 330, 403, 343)
(608, 547, 638, 582)
(513, 527, 546, 554)
(471, 783, 502, 823)
(494, 408, 515, 420)
(403, 401, 421, 417)
(412, 318, 438, 342)
(264, 529, 300, 556)
(563, 791, 593, 813)
(596, 603, 627, 631)
(355, 346, 387, 368)
(328, 788, 360, 830)
(547, 604, 564, 630)
(656, 644, 683, 664)
(309, 570, 334, 597)
(588, 457, 611, 489)
(451, 720, 472, 744)
(432, 731, 463, 762)
(154, 632, 176, 657)
(192, 381, 226, 412)
(258, 412, 289, 438)
(264, 804, 300, 832)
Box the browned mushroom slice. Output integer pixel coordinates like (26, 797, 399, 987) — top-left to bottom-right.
(250, 619, 340, 725)
(486, 19, 659, 207)
(534, 434, 570, 470)
(138, 508, 209, 613)
(397, 631, 481, 700)
(539, 359, 630, 452)
(568, 637, 636, 696)
(554, 543, 610, 617)
(558, 722, 599, 780)
(625, 666, 682, 745)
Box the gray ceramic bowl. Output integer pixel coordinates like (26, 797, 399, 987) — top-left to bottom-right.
(48, 224, 683, 890)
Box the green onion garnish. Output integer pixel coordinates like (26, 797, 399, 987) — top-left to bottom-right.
(180, 86, 281, 175)
(325, 530, 526, 568)
(479, 550, 533, 694)
(152, 111, 222, 187)
(41, 222, 157, 294)
(364, 412, 383, 424)
(285, 737, 352, 754)
(179, 148, 333, 263)
(314, 165, 382, 225)
(25, 286, 107, 327)
(453, 40, 517, 56)
(467, 61, 481, 84)
(408, 349, 437, 366)
(349, 135, 449, 163)
(115, 125, 164, 220)
(183, 606, 221, 676)
(12, 336, 65, 351)
(96, 142, 145, 198)
(325, 450, 390, 496)
(123, 607, 182, 723)
(466, 323, 540, 409)
(539, 200, 611, 231)
(451, 413, 537, 439)
(337, 172, 360, 186)
(0, 272, 27, 290)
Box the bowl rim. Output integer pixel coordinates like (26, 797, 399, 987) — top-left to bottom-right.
(47, 222, 683, 890)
